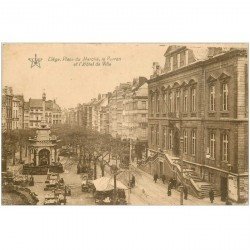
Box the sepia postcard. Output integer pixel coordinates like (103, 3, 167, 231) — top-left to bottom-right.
(1, 43, 248, 206)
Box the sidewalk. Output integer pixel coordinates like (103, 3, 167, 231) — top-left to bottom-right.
(101, 156, 227, 205)
(130, 167, 226, 205)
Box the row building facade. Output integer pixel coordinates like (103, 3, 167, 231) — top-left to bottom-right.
(146, 45, 248, 203)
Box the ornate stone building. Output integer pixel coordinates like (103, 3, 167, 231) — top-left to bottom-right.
(147, 45, 248, 203)
(28, 92, 60, 168)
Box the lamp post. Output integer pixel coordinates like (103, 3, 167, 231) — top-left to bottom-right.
(180, 136, 184, 205)
(111, 164, 118, 204)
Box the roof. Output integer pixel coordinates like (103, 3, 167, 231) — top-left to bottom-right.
(28, 99, 61, 111)
(148, 49, 247, 84)
(164, 45, 236, 61)
(92, 176, 128, 191)
(29, 99, 42, 108)
(15, 95, 24, 102)
(24, 102, 29, 110)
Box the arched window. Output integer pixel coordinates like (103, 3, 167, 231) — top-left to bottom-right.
(169, 92, 173, 112)
(183, 130, 188, 154)
(169, 129, 173, 149)
(156, 125, 159, 145)
(151, 126, 154, 145)
(209, 132, 215, 159)
(222, 133, 229, 162)
(191, 87, 196, 112)
(210, 85, 215, 111)
(191, 130, 196, 155)
(156, 92, 160, 113)
(222, 83, 228, 111)
(176, 90, 180, 113)
(162, 126, 167, 148)
(183, 89, 188, 112)
(150, 93, 155, 113)
(163, 92, 167, 113)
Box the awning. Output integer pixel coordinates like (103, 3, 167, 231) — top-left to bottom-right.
(92, 177, 128, 191)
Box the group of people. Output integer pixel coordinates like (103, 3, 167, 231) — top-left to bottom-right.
(153, 173, 189, 199)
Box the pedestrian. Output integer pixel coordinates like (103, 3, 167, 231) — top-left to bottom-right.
(131, 175, 135, 188)
(153, 173, 158, 183)
(161, 174, 166, 184)
(183, 186, 188, 200)
(172, 178, 177, 189)
(225, 197, 232, 205)
(209, 188, 214, 203)
(167, 186, 171, 196)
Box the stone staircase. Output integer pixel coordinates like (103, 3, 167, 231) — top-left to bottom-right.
(185, 171, 220, 198)
(141, 152, 221, 199)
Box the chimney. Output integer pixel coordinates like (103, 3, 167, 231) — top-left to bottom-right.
(152, 62, 161, 76)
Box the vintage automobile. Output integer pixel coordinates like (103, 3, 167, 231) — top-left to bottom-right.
(44, 193, 60, 205)
(44, 179, 58, 191)
(45, 173, 60, 183)
(44, 192, 66, 205)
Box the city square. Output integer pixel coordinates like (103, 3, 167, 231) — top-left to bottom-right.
(2, 44, 248, 205)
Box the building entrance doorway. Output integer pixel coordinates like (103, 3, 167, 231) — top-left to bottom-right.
(39, 149, 50, 166)
(220, 176, 228, 201)
(173, 129, 180, 156)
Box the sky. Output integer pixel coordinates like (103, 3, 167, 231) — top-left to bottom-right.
(2, 43, 168, 108)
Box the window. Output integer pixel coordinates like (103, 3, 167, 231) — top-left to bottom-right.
(162, 126, 166, 148)
(163, 92, 167, 113)
(170, 56, 173, 71)
(183, 89, 188, 112)
(176, 91, 180, 113)
(184, 130, 188, 154)
(156, 126, 159, 145)
(191, 88, 196, 112)
(156, 92, 160, 113)
(222, 134, 229, 162)
(222, 83, 228, 111)
(141, 101, 146, 110)
(191, 130, 196, 155)
(177, 54, 180, 68)
(169, 130, 173, 149)
(169, 92, 173, 112)
(209, 132, 215, 159)
(150, 94, 154, 113)
(185, 50, 189, 65)
(210, 85, 215, 111)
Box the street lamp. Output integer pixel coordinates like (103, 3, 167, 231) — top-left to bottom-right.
(179, 136, 184, 205)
